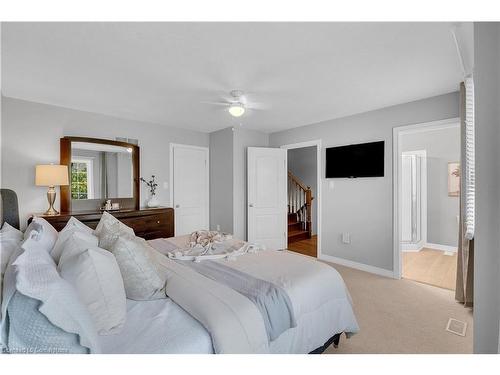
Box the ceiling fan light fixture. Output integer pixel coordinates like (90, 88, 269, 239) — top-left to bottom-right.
(228, 103, 245, 117)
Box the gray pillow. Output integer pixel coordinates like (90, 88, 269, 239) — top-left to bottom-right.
(110, 236, 166, 300)
(5, 291, 89, 354)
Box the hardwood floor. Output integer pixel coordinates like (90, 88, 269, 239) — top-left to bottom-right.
(287, 235, 317, 257)
(402, 248, 457, 290)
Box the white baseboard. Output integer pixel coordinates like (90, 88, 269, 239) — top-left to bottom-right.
(402, 242, 424, 252)
(425, 242, 458, 253)
(318, 254, 395, 278)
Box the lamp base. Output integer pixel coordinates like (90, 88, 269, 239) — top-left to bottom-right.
(45, 186, 59, 216)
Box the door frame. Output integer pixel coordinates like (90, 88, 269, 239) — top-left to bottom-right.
(280, 140, 322, 258)
(401, 149, 427, 252)
(169, 143, 210, 236)
(393, 118, 459, 279)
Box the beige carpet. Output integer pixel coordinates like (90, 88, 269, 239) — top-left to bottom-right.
(403, 248, 457, 290)
(323, 263, 473, 354)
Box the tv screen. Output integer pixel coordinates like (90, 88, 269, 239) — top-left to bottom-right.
(325, 141, 384, 178)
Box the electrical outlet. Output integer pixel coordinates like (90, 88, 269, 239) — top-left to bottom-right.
(329, 180, 335, 190)
(341, 232, 351, 244)
(216, 224, 221, 231)
(163, 182, 168, 190)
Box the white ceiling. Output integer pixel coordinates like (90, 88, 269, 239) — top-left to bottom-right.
(1, 22, 466, 133)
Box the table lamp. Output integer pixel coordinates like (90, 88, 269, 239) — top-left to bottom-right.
(35, 164, 69, 215)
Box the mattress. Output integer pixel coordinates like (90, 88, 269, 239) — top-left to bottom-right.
(99, 298, 213, 354)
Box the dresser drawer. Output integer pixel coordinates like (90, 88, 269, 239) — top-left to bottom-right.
(30, 207, 174, 241)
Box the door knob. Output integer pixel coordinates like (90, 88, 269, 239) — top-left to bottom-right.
(175, 204, 180, 208)
(249, 203, 254, 207)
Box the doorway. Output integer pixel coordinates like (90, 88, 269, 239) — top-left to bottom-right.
(394, 119, 460, 290)
(281, 140, 321, 258)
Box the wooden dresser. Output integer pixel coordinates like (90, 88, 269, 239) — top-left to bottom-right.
(30, 207, 174, 240)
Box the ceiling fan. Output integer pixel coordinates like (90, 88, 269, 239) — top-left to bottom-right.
(202, 90, 268, 118)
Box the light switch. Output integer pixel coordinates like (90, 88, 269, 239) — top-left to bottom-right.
(341, 232, 351, 244)
(329, 180, 335, 190)
(163, 182, 169, 190)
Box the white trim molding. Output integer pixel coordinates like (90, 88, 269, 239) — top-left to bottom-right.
(319, 254, 394, 278)
(393, 117, 460, 279)
(425, 242, 458, 253)
(280, 139, 322, 259)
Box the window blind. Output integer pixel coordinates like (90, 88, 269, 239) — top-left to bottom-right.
(464, 76, 475, 240)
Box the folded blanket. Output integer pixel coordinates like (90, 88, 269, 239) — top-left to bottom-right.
(180, 260, 296, 341)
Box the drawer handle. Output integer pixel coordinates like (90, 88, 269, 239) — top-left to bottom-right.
(157, 220, 160, 224)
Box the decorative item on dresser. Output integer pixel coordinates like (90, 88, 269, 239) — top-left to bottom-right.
(29, 207, 174, 240)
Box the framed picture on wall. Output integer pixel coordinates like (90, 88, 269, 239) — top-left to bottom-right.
(448, 162, 460, 197)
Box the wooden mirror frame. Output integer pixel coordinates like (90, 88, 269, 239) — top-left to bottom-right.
(60, 136, 140, 213)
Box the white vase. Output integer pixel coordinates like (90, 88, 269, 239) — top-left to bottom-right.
(147, 194, 159, 208)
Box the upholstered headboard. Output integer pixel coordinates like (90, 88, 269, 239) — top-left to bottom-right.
(0, 189, 20, 230)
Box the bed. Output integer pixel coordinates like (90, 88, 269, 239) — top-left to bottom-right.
(1, 190, 359, 354)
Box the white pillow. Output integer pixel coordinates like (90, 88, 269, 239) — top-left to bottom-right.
(51, 217, 96, 263)
(110, 236, 166, 300)
(1, 223, 24, 309)
(23, 217, 58, 253)
(94, 212, 135, 250)
(58, 245, 126, 335)
(1, 223, 23, 274)
(0, 222, 23, 242)
(56, 231, 99, 266)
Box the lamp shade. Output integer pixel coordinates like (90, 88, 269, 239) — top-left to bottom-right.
(35, 165, 69, 186)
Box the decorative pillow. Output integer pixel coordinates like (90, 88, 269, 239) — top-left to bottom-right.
(58, 245, 127, 335)
(51, 217, 96, 263)
(1, 247, 101, 353)
(110, 236, 166, 300)
(23, 217, 58, 253)
(94, 211, 135, 250)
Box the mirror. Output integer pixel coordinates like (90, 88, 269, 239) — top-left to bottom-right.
(71, 142, 134, 200)
(60, 137, 139, 212)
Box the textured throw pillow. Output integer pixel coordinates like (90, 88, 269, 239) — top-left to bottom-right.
(94, 211, 135, 250)
(58, 246, 127, 335)
(23, 217, 58, 253)
(110, 236, 166, 300)
(51, 217, 96, 263)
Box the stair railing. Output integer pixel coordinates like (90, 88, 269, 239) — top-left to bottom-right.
(288, 171, 313, 238)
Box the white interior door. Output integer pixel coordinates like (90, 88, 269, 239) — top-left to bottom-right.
(247, 147, 287, 250)
(171, 144, 209, 236)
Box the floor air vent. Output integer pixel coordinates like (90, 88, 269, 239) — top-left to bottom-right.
(446, 318, 467, 337)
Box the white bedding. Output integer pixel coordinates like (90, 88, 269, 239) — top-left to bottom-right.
(99, 295, 353, 354)
(99, 298, 213, 354)
(146, 236, 359, 354)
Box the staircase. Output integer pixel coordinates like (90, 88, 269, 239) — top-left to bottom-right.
(288, 171, 313, 244)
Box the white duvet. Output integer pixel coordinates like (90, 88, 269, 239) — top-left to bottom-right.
(147, 238, 359, 354)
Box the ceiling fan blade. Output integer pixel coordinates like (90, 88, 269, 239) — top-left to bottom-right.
(200, 100, 229, 107)
(246, 102, 270, 110)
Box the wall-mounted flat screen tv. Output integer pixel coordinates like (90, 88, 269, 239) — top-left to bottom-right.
(325, 141, 384, 178)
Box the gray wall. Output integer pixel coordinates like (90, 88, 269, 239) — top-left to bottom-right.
(1, 96, 209, 229)
(401, 126, 460, 247)
(287, 146, 318, 235)
(232, 127, 269, 240)
(209, 127, 234, 233)
(209, 126, 269, 240)
(270, 92, 459, 271)
(473, 22, 500, 354)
